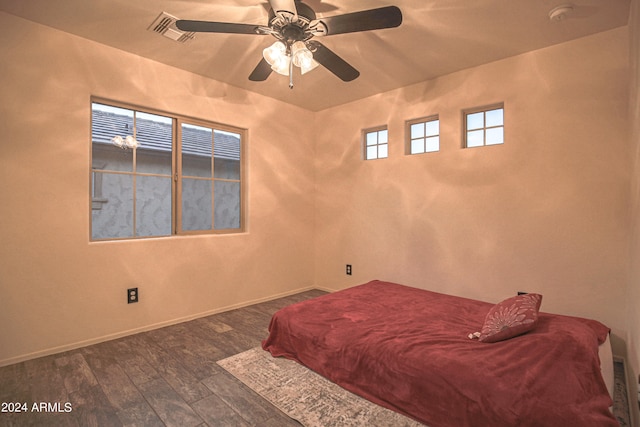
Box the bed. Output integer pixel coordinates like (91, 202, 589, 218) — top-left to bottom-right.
(262, 280, 617, 427)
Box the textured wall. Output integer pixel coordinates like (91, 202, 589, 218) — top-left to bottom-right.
(0, 11, 316, 365)
(627, 0, 640, 419)
(313, 28, 631, 346)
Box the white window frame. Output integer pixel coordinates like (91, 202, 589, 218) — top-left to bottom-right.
(363, 126, 389, 160)
(463, 103, 504, 148)
(406, 115, 440, 155)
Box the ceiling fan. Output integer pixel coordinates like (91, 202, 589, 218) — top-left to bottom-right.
(176, 0, 402, 88)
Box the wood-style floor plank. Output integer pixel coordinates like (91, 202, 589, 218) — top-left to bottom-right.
(0, 289, 324, 427)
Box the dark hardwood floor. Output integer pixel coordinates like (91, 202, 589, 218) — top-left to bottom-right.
(0, 289, 327, 427)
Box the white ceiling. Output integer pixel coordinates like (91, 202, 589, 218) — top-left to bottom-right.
(0, 0, 630, 111)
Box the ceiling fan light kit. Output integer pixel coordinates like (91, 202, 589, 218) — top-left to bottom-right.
(176, 0, 402, 89)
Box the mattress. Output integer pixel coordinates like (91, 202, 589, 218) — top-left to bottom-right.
(263, 280, 617, 427)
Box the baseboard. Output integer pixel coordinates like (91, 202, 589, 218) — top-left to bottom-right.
(0, 285, 319, 367)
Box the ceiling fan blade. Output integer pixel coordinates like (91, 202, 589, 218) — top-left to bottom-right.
(319, 6, 402, 36)
(307, 41, 359, 82)
(268, 0, 297, 15)
(176, 20, 260, 35)
(249, 58, 273, 81)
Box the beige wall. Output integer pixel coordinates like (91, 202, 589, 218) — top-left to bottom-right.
(628, 0, 640, 414)
(314, 27, 631, 345)
(0, 12, 316, 365)
(0, 7, 636, 381)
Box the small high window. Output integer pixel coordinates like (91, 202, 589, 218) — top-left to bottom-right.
(464, 104, 504, 148)
(363, 126, 388, 160)
(407, 115, 439, 155)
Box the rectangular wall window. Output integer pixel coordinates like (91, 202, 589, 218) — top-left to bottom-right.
(464, 104, 504, 148)
(363, 126, 388, 160)
(90, 100, 244, 241)
(407, 115, 440, 155)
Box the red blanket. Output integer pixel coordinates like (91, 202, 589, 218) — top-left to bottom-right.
(262, 280, 616, 427)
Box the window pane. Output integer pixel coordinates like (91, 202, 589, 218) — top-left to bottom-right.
(92, 144, 133, 172)
(366, 145, 378, 159)
(486, 108, 504, 127)
(467, 130, 484, 147)
(182, 178, 212, 231)
(486, 127, 504, 145)
(214, 181, 241, 229)
(136, 176, 172, 237)
(411, 123, 424, 139)
(378, 144, 388, 158)
(137, 149, 172, 175)
(136, 112, 172, 175)
(466, 112, 484, 130)
(91, 172, 133, 239)
(425, 136, 440, 152)
(92, 103, 134, 172)
(214, 130, 241, 180)
(425, 120, 439, 137)
(378, 130, 388, 144)
(182, 124, 212, 178)
(411, 139, 425, 154)
(366, 132, 377, 146)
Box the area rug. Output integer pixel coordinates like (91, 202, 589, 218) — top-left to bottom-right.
(217, 347, 424, 427)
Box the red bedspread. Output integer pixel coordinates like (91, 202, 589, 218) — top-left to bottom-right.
(262, 280, 616, 427)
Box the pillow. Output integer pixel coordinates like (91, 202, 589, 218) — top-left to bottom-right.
(477, 293, 543, 343)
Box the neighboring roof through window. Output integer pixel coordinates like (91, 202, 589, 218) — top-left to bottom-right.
(91, 109, 240, 161)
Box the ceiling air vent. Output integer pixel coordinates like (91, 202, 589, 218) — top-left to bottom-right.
(148, 12, 195, 43)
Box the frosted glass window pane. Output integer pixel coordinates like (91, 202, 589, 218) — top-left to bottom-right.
(467, 112, 484, 130)
(425, 136, 440, 152)
(411, 123, 424, 139)
(411, 139, 425, 154)
(486, 108, 504, 127)
(366, 146, 378, 159)
(214, 181, 241, 229)
(136, 176, 172, 237)
(486, 127, 504, 145)
(91, 173, 133, 239)
(182, 178, 212, 231)
(467, 130, 484, 147)
(378, 144, 388, 158)
(366, 132, 378, 146)
(425, 120, 439, 137)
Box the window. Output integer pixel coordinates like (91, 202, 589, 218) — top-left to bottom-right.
(90, 100, 244, 240)
(464, 104, 504, 148)
(407, 115, 439, 154)
(363, 126, 388, 160)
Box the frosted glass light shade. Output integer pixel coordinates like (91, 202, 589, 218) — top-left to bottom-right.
(291, 41, 319, 74)
(263, 41, 286, 66)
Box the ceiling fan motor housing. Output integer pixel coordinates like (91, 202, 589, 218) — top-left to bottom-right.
(268, 1, 317, 43)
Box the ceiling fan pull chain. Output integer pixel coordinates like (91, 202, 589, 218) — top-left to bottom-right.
(289, 55, 294, 89)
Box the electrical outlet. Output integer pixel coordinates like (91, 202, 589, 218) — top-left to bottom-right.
(127, 287, 138, 304)
(346, 264, 352, 275)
